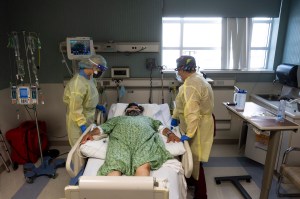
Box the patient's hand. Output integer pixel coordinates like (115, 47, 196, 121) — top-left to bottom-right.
(167, 132, 180, 143)
(80, 128, 101, 144)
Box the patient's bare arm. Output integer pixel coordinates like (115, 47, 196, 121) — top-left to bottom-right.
(162, 128, 180, 143)
(80, 128, 101, 144)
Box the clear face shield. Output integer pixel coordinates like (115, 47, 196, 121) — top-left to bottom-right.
(89, 59, 108, 78)
(93, 69, 103, 78)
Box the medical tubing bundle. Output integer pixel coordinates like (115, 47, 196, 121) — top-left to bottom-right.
(23, 31, 41, 86)
(113, 79, 122, 103)
(169, 85, 177, 114)
(149, 68, 153, 104)
(7, 32, 25, 82)
(23, 31, 33, 85)
(59, 43, 73, 77)
(159, 66, 165, 104)
(98, 85, 108, 105)
(26, 32, 41, 85)
(7, 31, 41, 86)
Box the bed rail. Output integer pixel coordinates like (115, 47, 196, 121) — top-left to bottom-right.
(66, 126, 90, 178)
(182, 141, 193, 178)
(65, 176, 169, 199)
(65, 125, 108, 178)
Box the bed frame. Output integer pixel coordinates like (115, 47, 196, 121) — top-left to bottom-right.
(64, 123, 193, 199)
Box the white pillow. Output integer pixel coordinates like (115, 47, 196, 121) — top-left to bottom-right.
(142, 104, 161, 118)
(111, 103, 127, 118)
(153, 103, 171, 126)
(80, 137, 109, 159)
(159, 126, 186, 156)
(110, 103, 161, 118)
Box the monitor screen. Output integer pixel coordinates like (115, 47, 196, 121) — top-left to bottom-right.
(19, 88, 28, 98)
(66, 37, 94, 60)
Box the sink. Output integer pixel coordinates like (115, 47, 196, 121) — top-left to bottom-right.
(257, 94, 295, 101)
(256, 94, 281, 101)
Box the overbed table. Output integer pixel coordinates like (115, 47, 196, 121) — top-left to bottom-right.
(223, 102, 299, 199)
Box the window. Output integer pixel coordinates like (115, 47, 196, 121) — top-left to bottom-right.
(250, 18, 273, 69)
(162, 17, 273, 71)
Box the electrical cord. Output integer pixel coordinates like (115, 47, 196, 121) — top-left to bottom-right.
(60, 44, 73, 77)
(24, 105, 34, 120)
(149, 68, 153, 104)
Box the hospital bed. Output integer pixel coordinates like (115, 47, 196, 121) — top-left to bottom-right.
(64, 103, 193, 199)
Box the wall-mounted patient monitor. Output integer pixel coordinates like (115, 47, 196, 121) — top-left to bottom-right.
(66, 37, 94, 60)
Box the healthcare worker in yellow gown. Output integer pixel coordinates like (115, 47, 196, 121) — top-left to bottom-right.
(63, 54, 108, 146)
(171, 55, 214, 199)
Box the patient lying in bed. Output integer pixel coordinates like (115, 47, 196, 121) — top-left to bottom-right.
(81, 102, 181, 177)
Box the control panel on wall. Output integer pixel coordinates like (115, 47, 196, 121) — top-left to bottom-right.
(111, 67, 130, 79)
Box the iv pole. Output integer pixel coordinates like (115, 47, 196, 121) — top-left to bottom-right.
(8, 31, 65, 183)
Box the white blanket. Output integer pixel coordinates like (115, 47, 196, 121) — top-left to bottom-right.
(83, 158, 187, 199)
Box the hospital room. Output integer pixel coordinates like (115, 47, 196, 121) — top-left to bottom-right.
(1, 0, 300, 198)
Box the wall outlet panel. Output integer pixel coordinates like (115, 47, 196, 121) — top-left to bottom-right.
(60, 41, 160, 53)
(114, 42, 160, 52)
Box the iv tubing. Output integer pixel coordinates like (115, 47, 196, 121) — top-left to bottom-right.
(23, 31, 33, 85)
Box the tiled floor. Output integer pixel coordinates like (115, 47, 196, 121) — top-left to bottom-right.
(0, 146, 71, 199)
(1, 144, 299, 199)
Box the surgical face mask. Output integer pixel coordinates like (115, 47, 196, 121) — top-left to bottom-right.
(176, 71, 183, 83)
(93, 70, 103, 79)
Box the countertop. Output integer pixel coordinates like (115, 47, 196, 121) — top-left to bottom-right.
(224, 102, 299, 131)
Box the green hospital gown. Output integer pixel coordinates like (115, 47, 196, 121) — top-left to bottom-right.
(97, 115, 173, 176)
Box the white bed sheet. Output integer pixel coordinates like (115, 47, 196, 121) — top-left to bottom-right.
(82, 158, 187, 199)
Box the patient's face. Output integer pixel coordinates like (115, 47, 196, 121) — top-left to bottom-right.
(125, 106, 142, 116)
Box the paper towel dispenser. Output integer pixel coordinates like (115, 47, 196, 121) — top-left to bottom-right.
(276, 64, 300, 88)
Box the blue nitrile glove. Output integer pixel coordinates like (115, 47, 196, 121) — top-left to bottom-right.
(96, 105, 106, 114)
(180, 135, 191, 142)
(170, 118, 179, 130)
(80, 125, 87, 133)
